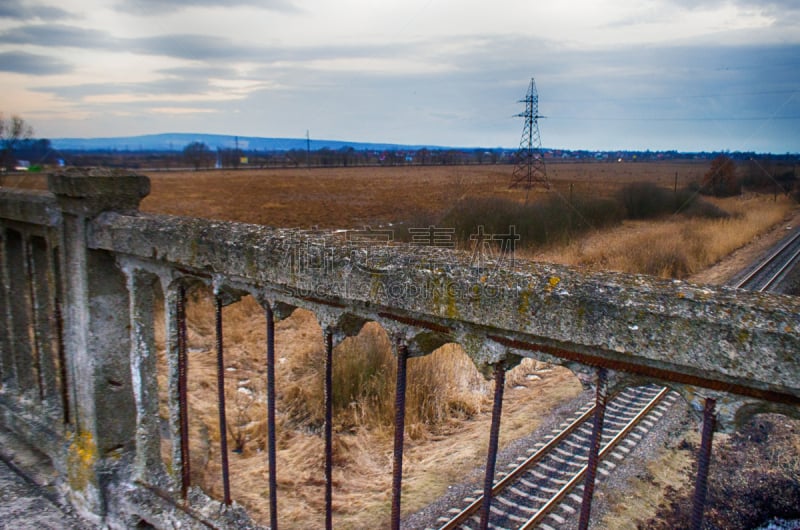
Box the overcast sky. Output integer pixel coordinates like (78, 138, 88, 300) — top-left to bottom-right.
(1, 0, 798, 152)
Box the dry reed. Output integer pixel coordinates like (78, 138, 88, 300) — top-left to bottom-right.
(534, 195, 795, 278)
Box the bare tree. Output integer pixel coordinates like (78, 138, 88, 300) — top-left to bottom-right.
(0, 114, 34, 169)
(183, 141, 215, 170)
(702, 154, 740, 197)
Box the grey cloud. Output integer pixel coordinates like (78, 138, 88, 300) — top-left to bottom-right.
(0, 51, 71, 75)
(0, 24, 116, 49)
(608, 1, 800, 32)
(666, 0, 799, 10)
(0, 22, 405, 65)
(129, 34, 268, 61)
(157, 65, 241, 79)
(133, 37, 399, 64)
(35, 77, 217, 99)
(115, 0, 301, 15)
(0, 23, 276, 62)
(0, 0, 72, 20)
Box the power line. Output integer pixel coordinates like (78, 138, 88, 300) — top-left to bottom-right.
(548, 89, 799, 104)
(549, 115, 800, 122)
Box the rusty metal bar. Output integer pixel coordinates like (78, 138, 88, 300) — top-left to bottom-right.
(266, 304, 278, 530)
(479, 361, 506, 530)
(177, 284, 191, 499)
(578, 367, 608, 530)
(390, 340, 409, 530)
(691, 397, 716, 530)
(324, 328, 334, 530)
(214, 296, 232, 506)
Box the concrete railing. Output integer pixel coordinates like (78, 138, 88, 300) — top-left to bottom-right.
(1, 168, 798, 528)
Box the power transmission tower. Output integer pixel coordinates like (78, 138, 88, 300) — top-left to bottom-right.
(510, 77, 549, 193)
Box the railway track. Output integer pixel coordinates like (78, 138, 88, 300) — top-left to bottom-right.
(433, 225, 799, 530)
(732, 227, 800, 292)
(436, 384, 676, 530)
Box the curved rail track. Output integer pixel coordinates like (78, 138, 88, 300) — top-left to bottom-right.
(732, 228, 800, 292)
(436, 384, 676, 530)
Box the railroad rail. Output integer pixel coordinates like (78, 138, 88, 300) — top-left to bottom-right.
(436, 385, 674, 530)
(732, 227, 800, 291)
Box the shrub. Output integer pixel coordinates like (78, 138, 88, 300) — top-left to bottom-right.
(281, 322, 487, 437)
(617, 182, 674, 219)
(617, 183, 730, 220)
(440, 194, 624, 250)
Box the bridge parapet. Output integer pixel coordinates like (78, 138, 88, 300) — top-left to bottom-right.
(89, 209, 800, 406)
(1, 168, 798, 528)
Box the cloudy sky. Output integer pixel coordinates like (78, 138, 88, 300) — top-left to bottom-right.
(1, 0, 798, 152)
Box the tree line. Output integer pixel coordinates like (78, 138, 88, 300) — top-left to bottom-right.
(180, 140, 511, 170)
(1, 114, 797, 201)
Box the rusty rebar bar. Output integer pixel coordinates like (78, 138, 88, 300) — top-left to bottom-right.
(324, 328, 334, 530)
(215, 296, 232, 506)
(479, 361, 506, 530)
(266, 304, 278, 530)
(390, 341, 409, 530)
(177, 285, 191, 499)
(691, 397, 716, 530)
(578, 367, 608, 530)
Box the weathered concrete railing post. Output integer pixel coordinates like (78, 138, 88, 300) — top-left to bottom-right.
(48, 168, 149, 523)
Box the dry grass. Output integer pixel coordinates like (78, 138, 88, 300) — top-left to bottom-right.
(280, 318, 489, 438)
(153, 294, 581, 529)
(599, 428, 699, 529)
(532, 194, 796, 278)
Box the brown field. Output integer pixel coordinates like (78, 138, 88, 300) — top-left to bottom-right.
(138, 161, 709, 228)
(4, 162, 798, 528)
(140, 162, 797, 283)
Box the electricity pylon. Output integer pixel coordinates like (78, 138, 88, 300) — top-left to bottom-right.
(510, 77, 549, 194)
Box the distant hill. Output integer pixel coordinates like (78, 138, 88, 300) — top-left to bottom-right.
(51, 133, 455, 152)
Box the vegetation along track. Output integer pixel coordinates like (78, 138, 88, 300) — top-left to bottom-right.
(731, 227, 800, 292)
(436, 384, 676, 530)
